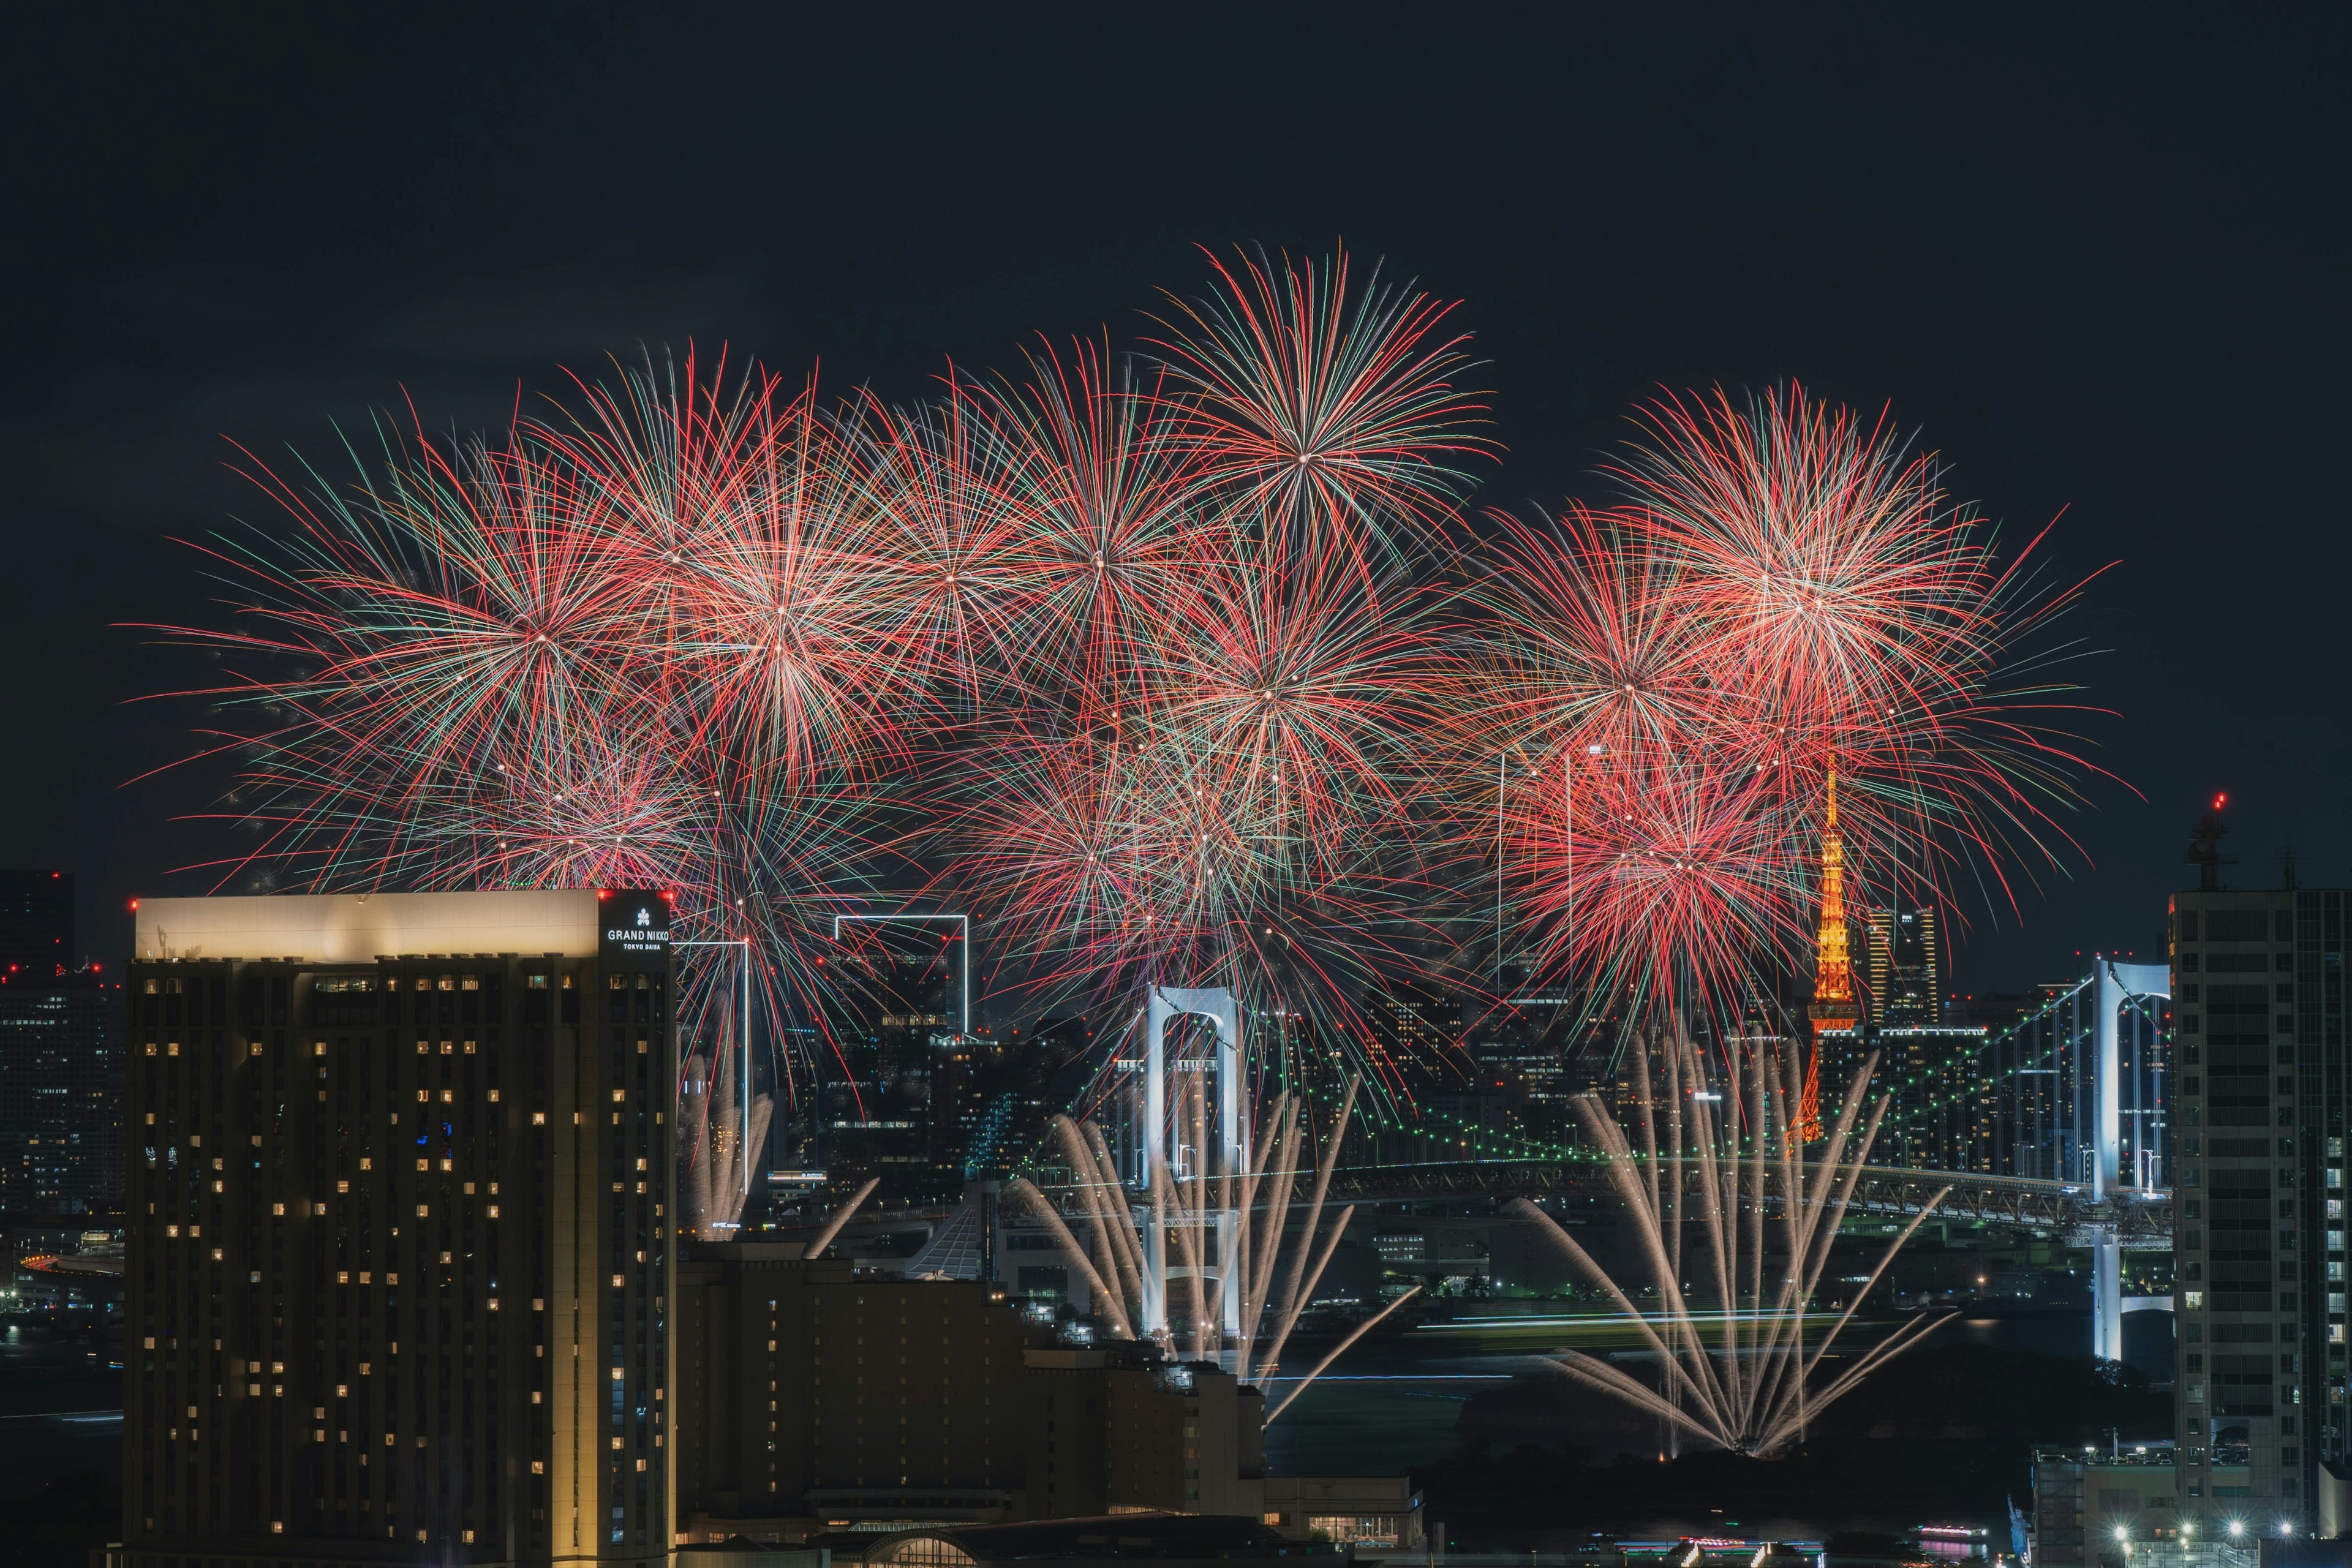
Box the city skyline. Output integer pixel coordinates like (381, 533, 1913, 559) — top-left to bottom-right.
(1, 10, 2345, 1566)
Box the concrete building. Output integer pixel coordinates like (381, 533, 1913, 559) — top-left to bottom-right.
(2168, 884, 2352, 1534)
(118, 889, 679, 1568)
(1257, 1477, 1420, 1549)
(673, 1242, 1419, 1551)
(674, 1243, 1267, 1539)
(2030, 1444, 2195, 1566)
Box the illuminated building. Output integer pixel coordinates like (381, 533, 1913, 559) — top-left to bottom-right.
(2168, 884, 2352, 1535)
(2030, 1444, 2200, 1566)
(0, 868, 118, 1216)
(0, 970, 120, 1214)
(118, 889, 676, 1568)
(1861, 903, 1942, 1025)
(816, 918, 973, 1204)
(1814, 1021, 1989, 1170)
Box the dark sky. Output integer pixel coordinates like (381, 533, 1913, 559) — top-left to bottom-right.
(4, 3, 2344, 995)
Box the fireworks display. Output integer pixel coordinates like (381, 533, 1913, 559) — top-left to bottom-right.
(151, 249, 2103, 1131)
(1462, 383, 2103, 1024)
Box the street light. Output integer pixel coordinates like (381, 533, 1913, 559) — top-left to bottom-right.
(2226, 1521, 2244, 1539)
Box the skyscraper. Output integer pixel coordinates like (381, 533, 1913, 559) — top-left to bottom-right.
(816, 916, 972, 1204)
(1862, 904, 1943, 1026)
(0, 970, 120, 1213)
(2168, 883, 2350, 1534)
(0, 868, 75, 985)
(121, 889, 676, 1568)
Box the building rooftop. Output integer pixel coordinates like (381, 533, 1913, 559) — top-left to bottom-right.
(131, 888, 612, 962)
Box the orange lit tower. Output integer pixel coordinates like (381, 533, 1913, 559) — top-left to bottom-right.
(1804, 771, 1861, 1137)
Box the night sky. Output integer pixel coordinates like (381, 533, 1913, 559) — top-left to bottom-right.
(4, 4, 2343, 996)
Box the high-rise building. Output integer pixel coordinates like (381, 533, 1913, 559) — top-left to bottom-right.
(0, 968, 121, 1213)
(816, 918, 972, 1204)
(0, 868, 75, 986)
(119, 889, 677, 1568)
(1816, 1020, 1989, 1170)
(2168, 883, 2351, 1534)
(1862, 903, 1942, 1025)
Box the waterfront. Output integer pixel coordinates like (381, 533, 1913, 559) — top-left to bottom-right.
(1267, 1304, 2128, 1473)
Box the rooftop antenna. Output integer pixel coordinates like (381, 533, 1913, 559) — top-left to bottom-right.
(2187, 793, 2234, 892)
(2278, 842, 2300, 892)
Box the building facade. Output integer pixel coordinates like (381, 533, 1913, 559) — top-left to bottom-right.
(0, 975, 120, 1213)
(2169, 886, 2351, 1533)
(2029, 1445, 2196, 1566)
(673, 1244, 1273, 1539)
(1816, 1022, 1991, 1172)
(1861, 903, 1942, 1027)
(121, 889, 677, 1568)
